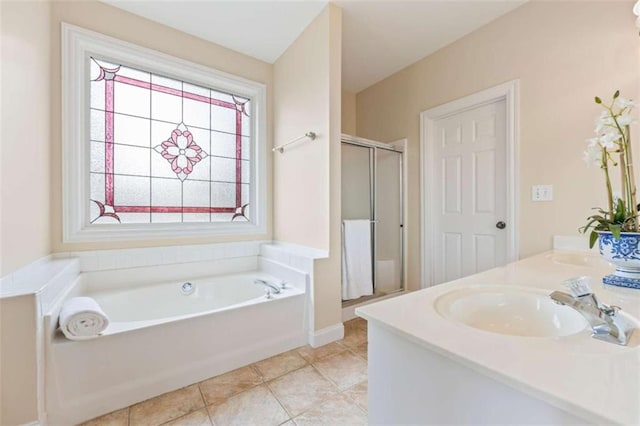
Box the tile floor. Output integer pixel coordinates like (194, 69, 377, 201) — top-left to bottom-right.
(82, 318, 369, 426)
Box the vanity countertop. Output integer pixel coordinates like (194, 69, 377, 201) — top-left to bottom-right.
(356, 250, 640, 425)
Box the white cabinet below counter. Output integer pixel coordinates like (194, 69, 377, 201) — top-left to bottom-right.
(367, 323, 586, 425)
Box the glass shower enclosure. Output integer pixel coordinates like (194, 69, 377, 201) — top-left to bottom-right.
(341, 135, 404, 304)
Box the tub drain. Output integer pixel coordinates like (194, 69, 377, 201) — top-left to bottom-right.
(181, 282, 195, 295)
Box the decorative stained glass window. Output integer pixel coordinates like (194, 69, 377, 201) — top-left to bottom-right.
(63, 25, 265, 242)
(89, 57, 251, 225)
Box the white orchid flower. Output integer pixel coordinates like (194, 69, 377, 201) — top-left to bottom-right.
(616, 97, 636, 109)
(599, 131, 622, 149)
(582, 91, 639, 239)
(595, 114, 615, 133)
(587, 137, 601, 147)
(583, 143, 602, 166)
(617, 114, 636, 127)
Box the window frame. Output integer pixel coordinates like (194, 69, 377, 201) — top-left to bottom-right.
(62, 23, 267, 242)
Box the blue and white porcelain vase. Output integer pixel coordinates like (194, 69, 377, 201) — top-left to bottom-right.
(597, 231, 640, 289)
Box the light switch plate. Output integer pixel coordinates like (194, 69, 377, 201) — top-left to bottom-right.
(532, 185, 553, 202)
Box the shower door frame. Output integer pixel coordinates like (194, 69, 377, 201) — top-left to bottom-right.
(341, 134, 406, 297)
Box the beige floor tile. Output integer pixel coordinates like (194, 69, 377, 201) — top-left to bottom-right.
(267, 365, 341, 417)
(296, 342, 345, 363)
(130, 384, 204, 426)
(199, 365, 263, 406)
(343, 380, 368, 412)
(350, 342, 368, 360)
(291, 394, 367, 426)
(341, 324, 367, 349)
(91, 344, 369, 426)
(342, 320, 361, 336)
(253, 350, 308, 381)
(81, 408, 129, 426)
(313, 351, 367, 390)
(345, 317, 367, 330)
(207, 384, 289, 426)
(162, 408, 212, 426)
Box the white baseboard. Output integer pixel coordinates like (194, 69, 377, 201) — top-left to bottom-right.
(308, 323, 344, 348)
(342, 304, 360, 322)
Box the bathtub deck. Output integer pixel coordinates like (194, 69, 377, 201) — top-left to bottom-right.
(81, 318, 368, 426)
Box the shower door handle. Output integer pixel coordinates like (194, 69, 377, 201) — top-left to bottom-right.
(496, 221, 506, 230)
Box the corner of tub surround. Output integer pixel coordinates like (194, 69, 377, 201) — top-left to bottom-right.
(260, 241, 329, 260)
(55, 240, 271, 273)
(308, 323, 344, 348)
(0, 255, 79, 302)
(258, 257, 310, 293)
(0, 255, 80, 426)
(259, 242, 332, 348)
(259, 241, 328, 271)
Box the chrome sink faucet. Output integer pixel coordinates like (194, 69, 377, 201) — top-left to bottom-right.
(550, 277, 635, 346)
(255, 279, 282, 298)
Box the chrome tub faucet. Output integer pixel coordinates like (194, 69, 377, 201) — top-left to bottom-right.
(550, 277, 635, 346)
(255, 279, 282, 299)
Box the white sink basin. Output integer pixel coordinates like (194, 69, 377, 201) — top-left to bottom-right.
(548, 253, 612, 268)
(435, 286, 589, 337)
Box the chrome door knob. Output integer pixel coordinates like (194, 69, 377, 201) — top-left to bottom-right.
(496, 221, 506, 229)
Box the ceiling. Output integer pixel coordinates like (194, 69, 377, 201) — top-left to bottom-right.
(338, 0, 526, 92)
(102, 1, 329, 63)
(104, 0, 526, 93)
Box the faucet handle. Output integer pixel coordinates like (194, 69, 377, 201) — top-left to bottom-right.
(604, 305, 621, 316)
(264, 288, 273, 299)
(280, 280, 287, 290)
(563, 276, 593, 297)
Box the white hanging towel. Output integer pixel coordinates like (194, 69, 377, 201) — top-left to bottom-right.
(342, 219, 374, 300)
(59, 297, 110, 341)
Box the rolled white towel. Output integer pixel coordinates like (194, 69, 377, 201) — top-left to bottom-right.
(59, 297, 109, 341)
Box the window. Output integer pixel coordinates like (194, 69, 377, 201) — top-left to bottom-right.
(63, 24, 266, 242)
(89, 58, 251, 224)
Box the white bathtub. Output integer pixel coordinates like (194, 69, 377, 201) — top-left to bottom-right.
(92, 271, 300, 333)
(45, 264, 307, 425)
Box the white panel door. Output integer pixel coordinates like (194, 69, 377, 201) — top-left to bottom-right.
(433, 100, 507, 284)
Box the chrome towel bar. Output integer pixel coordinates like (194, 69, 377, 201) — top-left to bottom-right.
(273, 131, 316, 153)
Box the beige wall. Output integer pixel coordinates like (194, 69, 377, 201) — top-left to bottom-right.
(274, 4, 343, 330)
(342, 89, 357, 135)
(356, 1, 640, 290)
(50, 0, 273, 253)
(1, 0, 52, 276)
(273, 6, 332, 250)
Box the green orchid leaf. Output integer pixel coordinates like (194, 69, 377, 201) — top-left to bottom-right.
(612, 199, 626, 223)
(610, 224, 621, 239)
(583, 218, 599, 230)
(589, 231, 599, 249)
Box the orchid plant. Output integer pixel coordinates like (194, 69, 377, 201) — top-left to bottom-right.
(581, 91, 638, 248)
